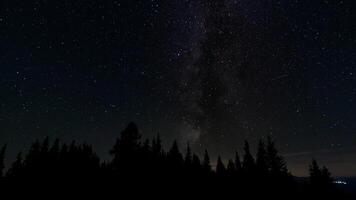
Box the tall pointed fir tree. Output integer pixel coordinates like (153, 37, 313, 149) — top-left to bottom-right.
(309, 159, 321, 185)
(226, 159, 236, 175)
(110, 122, 142, 171)
(184, 143, 192, 167)
(235, 151, 242, 173)
(321, 166, 333, 185)
(7, 152, 23, 179)
(0, 145, 6, 179)
(203, 150, 212, 173)
(216, 156, 226, 176)
(309, 159, 333, 187)
(242, 141, 255, 175)
(168, 140, 183, 168)
(256, 139, 268, 176)
(152, 133, 162, 157)
(266, 137, 288, 177)
(192, 154, 201, 171)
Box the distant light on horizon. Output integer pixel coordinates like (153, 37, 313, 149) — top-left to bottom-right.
(334, 180, 347, 185)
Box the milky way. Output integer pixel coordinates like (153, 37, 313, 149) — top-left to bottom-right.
(178, 0, 302, 155)
(176, 0, 356, 176)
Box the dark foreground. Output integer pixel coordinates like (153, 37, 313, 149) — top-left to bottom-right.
(0, 123, 353, 199)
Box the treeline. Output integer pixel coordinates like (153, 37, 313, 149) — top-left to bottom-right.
(0, 122, 350, 199)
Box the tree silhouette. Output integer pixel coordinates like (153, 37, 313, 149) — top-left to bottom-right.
(0, 123, 349, 199)
(216, 156, 226, 176)
(142, 139, 150, 152)
(0, 145, 6, 179)
(192, 154, 201, 171)
(41, 137, 49, 154)
(309, 159, 321, 183)
(308, 159, 337, 199)
(256, 139, 268, 177)
(152, 133, 162, 156)
(110, 122, 141, 172)
(226, 159, 235, 175)
(6, 152, 23, 179)
(266, 137, 288, 178)
(321, 166, 333, 185)
(234, 151, 242, 173)
(50, 139, 60, 153)
(184, 143, 192, 167)
(242, 141, 255, 175)
(203, 150, 212, 173)
(309, 159, 333, 187)
(168, 140, 184, 168)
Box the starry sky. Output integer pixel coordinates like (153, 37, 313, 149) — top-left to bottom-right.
(0, 0, 355, 176)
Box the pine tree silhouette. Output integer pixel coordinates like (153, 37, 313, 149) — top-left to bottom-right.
(242, 141, 255, 174)
(184, 143, 192, 167)
(6, 152, 23, 179)
(143, 139, 150, 152)
(309, 159, 332, 187)
(152, 133, 162, 156)
(50, 139, 60, 153)
(309, 159, 321, 184)
(234, 151, 242, 173)
(192, 154, 201, 171)
(203, 150, 212, 173)
(226, 159, 235, 175)
(266, 137, 288, 178)
(321, 166, 333, 185)
(41, 137, 50, 154)
(0, 145, 6, 179)
(168, 140, 183, 168)
(216, 156, 226, 176)
(110, 122, 142, 172)
(308, 159, 336, 199)
(0, 123, 348, 199)
(256, 139, 268, 176)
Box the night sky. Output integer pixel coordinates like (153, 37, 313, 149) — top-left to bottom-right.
(1, 0, 356, 176)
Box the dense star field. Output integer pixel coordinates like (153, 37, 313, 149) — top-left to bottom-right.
(0, 0, 355, 177)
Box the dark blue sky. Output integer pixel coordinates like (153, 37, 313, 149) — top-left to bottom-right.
(0, 0, 355, 176)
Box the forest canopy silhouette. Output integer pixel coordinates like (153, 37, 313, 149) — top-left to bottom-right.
(0, 122, 352, 199)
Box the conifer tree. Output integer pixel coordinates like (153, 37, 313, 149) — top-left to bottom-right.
(242, 141, 255, 173)
(226, 159, 235, 175)
(41, 136, 50, 154)
(256, 139, 268, 175)
(184, 143, 192, 167)
(7, 152, 23, 179)
(234, 151, 242, 172)
(192, 154, 201, 170)
(203, 150, 212, 173)
(309, 159, 333, 187)
(216, 156, 226, 176)
(143, 139, 150, 151)
(0, 145, 6, 178)
(168, 140, 183, 167)
(266, 137, 288, 177)
(50, 139, 60, 156)
(152, 133, 162, 157)
(321, 166, 333, 185)
(309, 159, 321, 185)
(110, 122, 142, 167)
